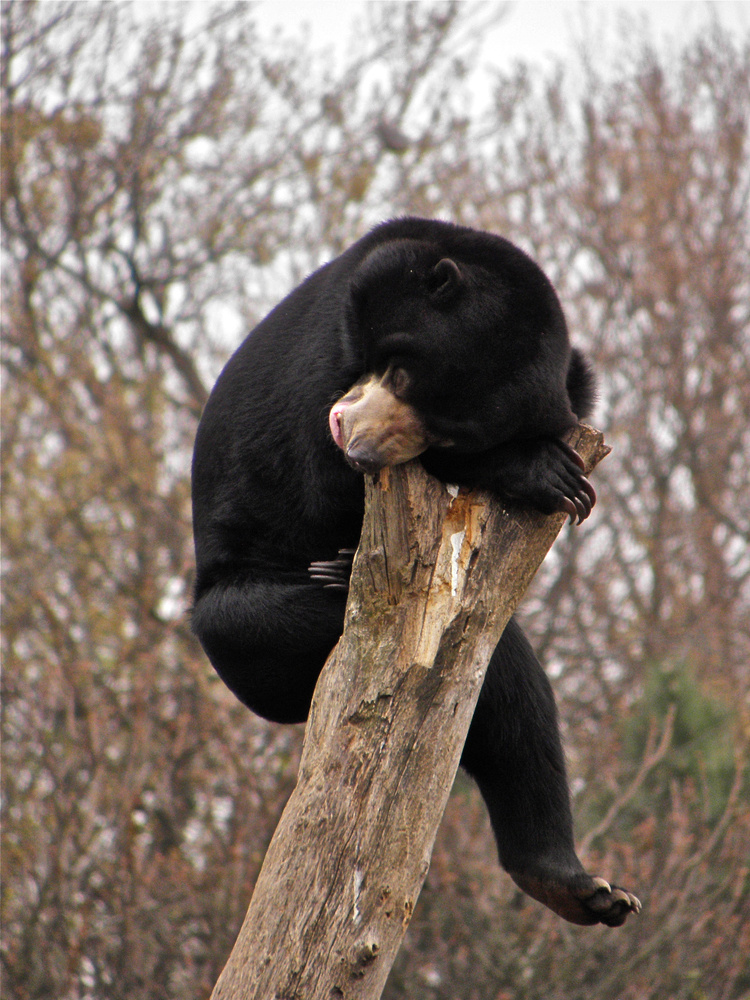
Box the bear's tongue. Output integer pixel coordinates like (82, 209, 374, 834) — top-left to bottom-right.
(328, 400, 349, 450)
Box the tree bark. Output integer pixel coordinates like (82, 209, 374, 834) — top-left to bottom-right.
(210, 425, 610, 1000)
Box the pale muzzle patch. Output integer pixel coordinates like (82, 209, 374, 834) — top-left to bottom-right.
(329, 373, 433, 475)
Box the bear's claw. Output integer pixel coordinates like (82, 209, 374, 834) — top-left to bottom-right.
(308, 548, 356, 591)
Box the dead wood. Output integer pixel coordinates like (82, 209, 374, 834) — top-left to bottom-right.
(210, 424, 610, 1000)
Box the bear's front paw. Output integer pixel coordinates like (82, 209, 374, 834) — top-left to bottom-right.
(504, 439, 596, 524)
(308, 548, 356, 591)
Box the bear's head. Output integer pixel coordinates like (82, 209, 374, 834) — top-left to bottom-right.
(330, 233, 579, 475)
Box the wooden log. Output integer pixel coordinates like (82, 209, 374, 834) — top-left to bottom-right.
(211, 425, 610, 1000)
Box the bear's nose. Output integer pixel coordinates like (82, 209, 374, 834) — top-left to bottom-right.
(345, 443, 384, 477)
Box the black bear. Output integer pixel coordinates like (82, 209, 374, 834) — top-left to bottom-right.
(191, 217, 640, 927)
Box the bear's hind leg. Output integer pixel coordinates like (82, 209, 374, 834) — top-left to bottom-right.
(460, 617, 641, 927)
(191, 574, 347, 724)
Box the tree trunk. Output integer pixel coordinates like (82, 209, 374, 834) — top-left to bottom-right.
(211, 425, 610, 1000)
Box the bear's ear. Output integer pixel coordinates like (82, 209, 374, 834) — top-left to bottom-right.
(428, 257, 463, 303)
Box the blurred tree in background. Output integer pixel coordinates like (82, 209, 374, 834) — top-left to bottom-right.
(2, 3, 748, 999)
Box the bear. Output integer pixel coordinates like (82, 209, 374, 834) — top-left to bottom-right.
(191, 217, 640, 927)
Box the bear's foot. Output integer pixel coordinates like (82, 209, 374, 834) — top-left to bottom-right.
(510, 867, 641, 927)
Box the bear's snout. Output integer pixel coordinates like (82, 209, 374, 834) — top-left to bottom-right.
(329, 374, 430, 473)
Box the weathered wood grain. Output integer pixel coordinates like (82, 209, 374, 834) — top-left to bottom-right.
(211, 424, 609, 1000)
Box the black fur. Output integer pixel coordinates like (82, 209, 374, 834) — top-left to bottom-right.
(191, 218, 639, 926)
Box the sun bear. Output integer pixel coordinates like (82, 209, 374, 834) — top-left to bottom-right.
(191, 217, 640, 926)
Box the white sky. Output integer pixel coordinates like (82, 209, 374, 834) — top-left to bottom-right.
(254, 1, 749, 65)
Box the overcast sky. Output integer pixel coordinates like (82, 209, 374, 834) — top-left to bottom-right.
(254, 1, 749, 66)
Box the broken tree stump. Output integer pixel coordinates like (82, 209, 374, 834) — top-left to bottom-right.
(210, 424, 610, 1000)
